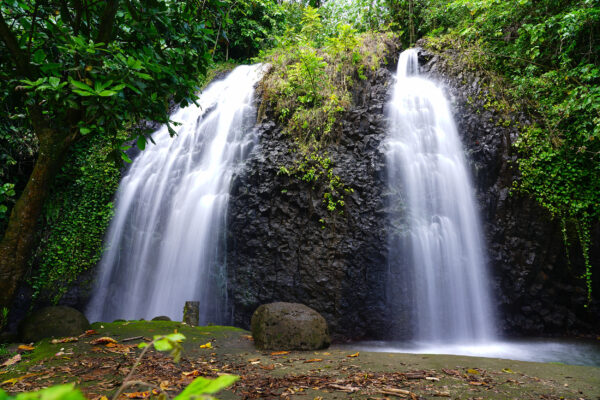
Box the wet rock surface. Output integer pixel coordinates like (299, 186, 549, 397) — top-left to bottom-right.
(251, 302, 330, 350)
(226, 57, 404, 340)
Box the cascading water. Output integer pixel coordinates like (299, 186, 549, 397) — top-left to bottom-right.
(87, 64, 266, 323)
(386, 49, 495, 343)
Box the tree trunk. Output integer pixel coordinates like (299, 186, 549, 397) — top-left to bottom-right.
(0, 126, 74, 308)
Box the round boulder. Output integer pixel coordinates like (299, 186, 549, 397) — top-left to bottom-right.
(151, 316, 171, 321)
(19, 306, 91, 342)
(251, 302, 330, 350)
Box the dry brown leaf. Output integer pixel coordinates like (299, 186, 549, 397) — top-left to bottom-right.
(182, 370, 200, 377)
(124, 391, 150, 399)
(242, 335, 253, 341)
(303, 359, 323, 363)
(159, 381, 170, 390)
(433, 390, 451, 397)
(346, 352, 359, 358)
(79, 329, 99, 337)
(469, 381, 485, 386)
(260, 364, 275, 370)
(1, 373, 39, 386)
(1, 354, 21, 367)
(329, 383, 359, 393)
(17, 345, 35, 351)
(51, 337, 78, 344)
(270, 351, 289, 356)
(90, 337, 118, 345)
(442, 368, 460, 376)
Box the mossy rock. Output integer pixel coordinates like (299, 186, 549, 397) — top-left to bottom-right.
(251, 302, 330, 350)
(19, 306, 91, 342)
(151, 316, 171, 321)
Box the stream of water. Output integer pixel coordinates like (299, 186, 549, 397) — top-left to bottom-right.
(87, 64, 266, 323)
(386, 49, 495, 343)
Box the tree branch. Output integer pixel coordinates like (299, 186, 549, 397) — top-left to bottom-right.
(96, 0, 120, 45)
(0, 11, 32, 76)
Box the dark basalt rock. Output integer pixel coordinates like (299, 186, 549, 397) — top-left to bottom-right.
(226, 54, 407, 341)
(19, 306, 91, 342)
(251, 302, 330, 350)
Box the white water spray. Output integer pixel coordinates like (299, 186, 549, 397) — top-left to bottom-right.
(387, 49, 495, 342)
(87, 64, 266, 322)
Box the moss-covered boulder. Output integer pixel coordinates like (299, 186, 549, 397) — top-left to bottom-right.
(19, 306, 91, 342)
(251, 302, 330, 350)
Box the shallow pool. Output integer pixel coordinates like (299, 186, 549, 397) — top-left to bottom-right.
(344, 338, 600, 367)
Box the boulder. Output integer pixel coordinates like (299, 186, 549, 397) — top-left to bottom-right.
(19, 306, 91, 342)
(251, 302, 330, 350)
(151, 316, 171, 321)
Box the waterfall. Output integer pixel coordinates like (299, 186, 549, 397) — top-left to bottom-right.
(386, 49, 495, 343)
(87, 64, 266, 323)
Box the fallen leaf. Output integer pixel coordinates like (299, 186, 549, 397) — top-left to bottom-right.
(347, 352, 360, 358)
(159, 381, 170, 390)
(425, 376, 440, 381)
(270, 351, 289, 356)
(124, 391, 151, 398)
(329, 383, 359, 393)
(433, 390, 451, 397)
(182, 370, 200, 377)
(321, 352, 331, 355)
(51, 337, 78, 344)
(502, 368, 515, 373)
(442, 368, 460, 376)
(17, 345, 35, 351)
(260, 364, 275, 370)
(90, 337, 117, 345)
(1, 354, 21, 367)
(466, 368, 480, 375)
(79, 329, 99, 337)
(242, 335, 253, 341)
(199, 342, 212, 349)
(1, 373, 39, 386)
(247, 358, 260, 362)
(469, 381, 486, 386)
(304, 359, 323, 363)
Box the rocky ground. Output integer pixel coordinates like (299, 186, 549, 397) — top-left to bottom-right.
(1, 321, 598, 399)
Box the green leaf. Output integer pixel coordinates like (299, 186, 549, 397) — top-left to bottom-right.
(79, 127, 91, 135)
(98, 90, 117, 97)
(72, 90, 95, 97)
(137, 135, 146, 150)
(69, 79, 94, 92)
(175, 375, 239, 400)
(49, 77, 60, 88)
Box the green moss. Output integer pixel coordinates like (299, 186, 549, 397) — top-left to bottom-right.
(28, 134, 123, 305)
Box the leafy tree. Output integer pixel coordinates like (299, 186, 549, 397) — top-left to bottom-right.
(0, 0, 222, 308)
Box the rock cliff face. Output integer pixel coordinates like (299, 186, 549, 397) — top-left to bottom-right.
(226, 60, 402, 340)
(227, 41, 598, 339)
